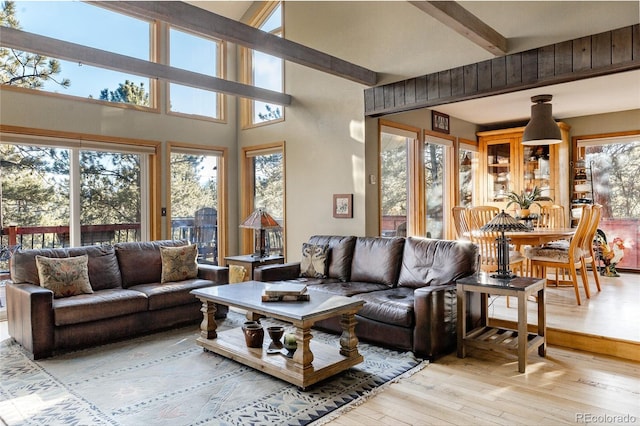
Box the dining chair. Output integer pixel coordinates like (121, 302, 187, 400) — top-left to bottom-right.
(581, 204, 603, 292)
(468, 206, 499, 231)
(452, 206, 471, 240)
(538, 205, 566, 229)
(526, 205, 592, 305)
(470, 229, 526, 277)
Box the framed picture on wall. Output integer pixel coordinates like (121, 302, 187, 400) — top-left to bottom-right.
(432, 110, 450, 134)
(333, 194, 353, 218)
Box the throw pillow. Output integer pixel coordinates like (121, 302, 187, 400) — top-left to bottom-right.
(160, 244, 198, 283)
(35, 255, 93, 298)
(300, 243, 329, 278)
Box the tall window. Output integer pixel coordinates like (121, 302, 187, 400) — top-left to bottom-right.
(169, 147, 223, 264)
(577, 133, 640, 271)
(0, 138, 152, 250)
(168, 26, 224, 120)
(379, 124, 417, 237)
(241, 2, 284, 127)
(242, 144, 285, 256)
(1, 1, 153, 106)
(458, 139, 478, 207)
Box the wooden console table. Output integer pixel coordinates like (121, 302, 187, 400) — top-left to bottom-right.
(456, 273, 546, 373)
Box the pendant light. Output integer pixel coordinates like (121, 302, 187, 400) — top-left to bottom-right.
(521, 94, 562, 145)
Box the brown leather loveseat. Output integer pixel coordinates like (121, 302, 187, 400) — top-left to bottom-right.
(6, 240, 228, 359)
(254, 235, 478, 359)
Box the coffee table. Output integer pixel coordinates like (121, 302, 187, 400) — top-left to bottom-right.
(191, 281, 365, 389)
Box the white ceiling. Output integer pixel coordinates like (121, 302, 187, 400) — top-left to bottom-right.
(190, 1, 640, 125)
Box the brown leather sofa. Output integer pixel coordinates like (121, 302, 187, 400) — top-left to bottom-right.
(254, 235, 478, 359)
(6, 240, 228, 359)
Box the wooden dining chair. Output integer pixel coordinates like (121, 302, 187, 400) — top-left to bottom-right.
(526, 205, 592, 305)
(468, 206, 499, 231)
(581, 204, 602, 292)
(470, 230, 526, 277)
(538, 205, 566, 229)
(452, 206, 471, 240)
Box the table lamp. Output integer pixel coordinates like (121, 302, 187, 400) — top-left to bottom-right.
(239, 208, 281, 258)
(480, 210, 529, 279)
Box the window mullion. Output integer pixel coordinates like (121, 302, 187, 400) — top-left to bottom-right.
(70, 149, 81, 247)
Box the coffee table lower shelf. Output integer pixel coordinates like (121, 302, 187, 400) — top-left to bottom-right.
(196, 327, 364, 389)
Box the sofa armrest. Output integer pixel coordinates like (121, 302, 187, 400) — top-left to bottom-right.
(197, 264, 228, 284)
(254, 262, 301, 282)
(412, 283, 457, 359)
(6, 282, 55, 359)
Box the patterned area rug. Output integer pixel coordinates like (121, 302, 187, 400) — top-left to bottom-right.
(0, 312, 427, 426)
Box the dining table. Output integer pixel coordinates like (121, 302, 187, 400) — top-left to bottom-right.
(505, 227, 576, 248)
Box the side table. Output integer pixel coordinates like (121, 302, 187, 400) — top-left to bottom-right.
(456, 273, 546, 373)
(224, 254, 285, 281)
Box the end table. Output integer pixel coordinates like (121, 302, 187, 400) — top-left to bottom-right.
(224, 254, 285, 281)
(456, 272, 546, 373)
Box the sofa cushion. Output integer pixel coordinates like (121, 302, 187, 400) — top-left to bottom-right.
(300, 243, 329, 278)
(115, 240, 189, 288)
(351, 287, 415, 328)
(128, 278, 214, 311)
(52, 288, 148, 326)
(36, 255, 94, 298)
(11, 245, 122, 290)
(350, 237, 405, 287)
(160, 244, 198, 283)
(307, 281, 389, 297)
(398, 237, 478, 289)
(308, 235, 356, 281)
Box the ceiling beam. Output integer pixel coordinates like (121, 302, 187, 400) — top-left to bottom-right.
(0, 27, 292, 105)
(409, 1, 508, 56)
(95, 1, 378, 86)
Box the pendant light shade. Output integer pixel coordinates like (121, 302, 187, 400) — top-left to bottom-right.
(522, 94, 562, 145)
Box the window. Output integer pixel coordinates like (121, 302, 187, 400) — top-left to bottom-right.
(242, 144, 285, 256)
(0, 135, 155, 250)
(1, 2, 153, 106)
(241, 2, 284, 127)
(168, 26, 224, 120)
(424, 135, 454, 239)
(576, 133, 640, 271)
(379, 124, 417, 237)
(458, 139, 478, 207)
(169, 146, 224, 264)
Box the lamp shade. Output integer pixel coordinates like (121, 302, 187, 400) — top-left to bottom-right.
(480, 210, 529, 233)
(522, 94, 562, 145)
(239, 208, 281, 230)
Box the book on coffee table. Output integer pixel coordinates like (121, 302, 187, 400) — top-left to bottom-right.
(261, 293, 311, 302)
(263, 282, 307, 296)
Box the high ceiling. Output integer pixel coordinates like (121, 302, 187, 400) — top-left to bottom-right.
(190, 1, 640, 126)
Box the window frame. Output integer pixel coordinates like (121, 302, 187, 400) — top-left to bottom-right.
(240, 1, 285, 129)
(165, 23, 227, 122)
(0, 2, 160, 112)
(241, 142, 286, 257)
(0, 125, 161, 244)
(166, 142, 228, 263)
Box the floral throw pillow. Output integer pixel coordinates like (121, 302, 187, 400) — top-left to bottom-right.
(300, 243, 329, 278)
(35, 255, 93, 298)
(160, 244, 198, 283)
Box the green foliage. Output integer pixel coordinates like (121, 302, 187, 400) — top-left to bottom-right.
(257, 104, 282, 122)
(254, 153, 283, 219)
(170, 154, 217, 217)
(0, 1, 71, 89)
(380, 138, 407, 216)
(505, 186, 551, 210)
(99, 80, 150, 106)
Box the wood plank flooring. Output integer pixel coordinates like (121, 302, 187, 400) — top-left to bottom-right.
(325, 347, 640, 426)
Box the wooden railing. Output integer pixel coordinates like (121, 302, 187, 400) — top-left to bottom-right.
(1, 223, 141, 250)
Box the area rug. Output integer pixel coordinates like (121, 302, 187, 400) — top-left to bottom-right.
(0, 312, 427, 426)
